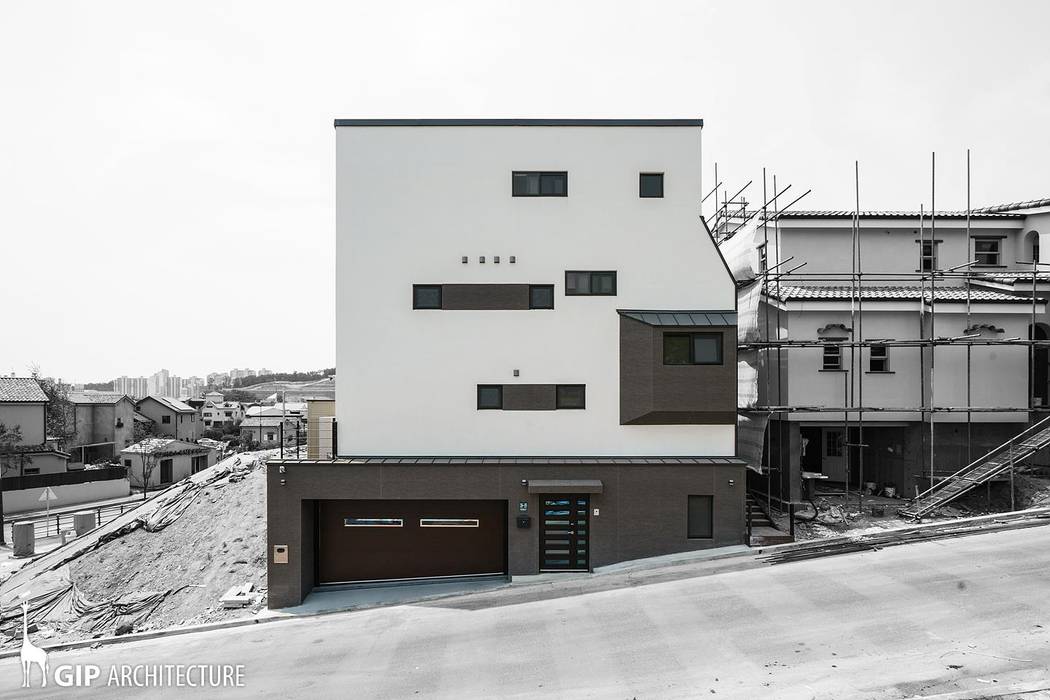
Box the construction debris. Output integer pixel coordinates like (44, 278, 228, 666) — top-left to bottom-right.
(220, 583, 256, 608)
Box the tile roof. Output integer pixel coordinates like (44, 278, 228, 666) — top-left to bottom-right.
(240, 416, 293, 428)
(976, 271, 1050, 284)
(0, 377, 48, 402)
(141, 396, 196, 413)
(68, 391, 130, 404)
(772, 285, 1043, 304)
(775, 210, 1024, 219)
(122, 438, 209, 454)
(971, 197, 1050, 214)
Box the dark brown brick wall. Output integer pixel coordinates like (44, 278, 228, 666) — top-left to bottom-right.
(620, 315, 737, 424)
(442, 284, 530, 310)
(502, 384, 557, 410)
(267, 460, 746, 608)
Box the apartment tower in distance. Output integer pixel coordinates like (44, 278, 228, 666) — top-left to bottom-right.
(267, 119, 743, 608)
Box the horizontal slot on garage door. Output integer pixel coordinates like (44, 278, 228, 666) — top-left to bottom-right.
(419, 518, 480, 528)
(344, 518, 403, 527)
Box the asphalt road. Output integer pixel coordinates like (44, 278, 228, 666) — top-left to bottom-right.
(4, 525, 1050, 699)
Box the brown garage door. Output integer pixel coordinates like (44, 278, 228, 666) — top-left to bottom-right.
(317, 499, 507, 584)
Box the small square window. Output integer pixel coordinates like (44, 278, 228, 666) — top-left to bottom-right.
(477, 385, 503, 410)
(663, 334, 692, 365)
(692, 334, 722, 364)
(556, 384, 586, 409)
(413, 285, 442, 309)
(822, 345, 842, 371)
(529, 285, 555, 309)
(687, 495, 713, 539)
(639, 173, 664, 198)
(161, 415, 171, 424)
(869, 345, 890, 372)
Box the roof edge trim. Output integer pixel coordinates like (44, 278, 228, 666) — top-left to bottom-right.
(334, 118, 703, 128)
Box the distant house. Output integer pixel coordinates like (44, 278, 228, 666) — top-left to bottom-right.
(66, 391, 137, 466)
(0, 377, 69, 476)
(202, 400, 245, 432)
(120, 438, 217, 489)
(240, 417, 299, 446)
(136, 396, 201, 441)
(245, 402, 308, 420)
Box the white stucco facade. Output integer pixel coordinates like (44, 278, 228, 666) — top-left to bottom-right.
(336, 121, 736, 456)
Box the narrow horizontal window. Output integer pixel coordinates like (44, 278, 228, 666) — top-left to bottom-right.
(477, 384, 503, 409)
(663, 332, 723, 365)
(529, 284, 555, 309)
(565, 271, 617, 296)
(413, 284, 442, 309)
(639, 172, 664, 198)
(419, 518, 480, 528)
(556, 384, 586, 409)
(512, 171, 567, 197)
(344, 518, 403, 527)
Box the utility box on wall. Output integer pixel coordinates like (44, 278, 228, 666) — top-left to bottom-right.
(515, 516, 531, 529)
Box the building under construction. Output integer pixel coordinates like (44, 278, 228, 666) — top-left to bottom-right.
(713, 165, 1050, 533)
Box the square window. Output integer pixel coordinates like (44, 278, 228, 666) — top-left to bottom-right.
(161, 415, 171, 424)
(692, 334, 722, 364)
(822, 345, 842, 370)
(687, 495, 713, 539)
(869, 345, 889, 372)
(592, 272, 616, 295)
(663, 334, 692, 365)
(974, 238, 1001, 266)
(413, 285, 442, 309)
(529, 285, 555, 309)
(639, 173, 664, 198)
(477, 385, 503, 410)
(565, 271, 591, 295)
(556, 384, 586, 409)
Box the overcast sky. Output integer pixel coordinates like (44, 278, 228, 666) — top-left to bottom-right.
(3, 0, 1048, 382)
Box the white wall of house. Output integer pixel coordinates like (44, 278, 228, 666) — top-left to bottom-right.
(0, 403, 46, 445)
(774, 219, 1026, 280)
(336, 123, 736, 456)
(782, 302, 1038, 424)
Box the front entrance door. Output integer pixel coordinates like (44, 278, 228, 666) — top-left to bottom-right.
(540, 495, 589, 571)
(821, 428, 846, 482)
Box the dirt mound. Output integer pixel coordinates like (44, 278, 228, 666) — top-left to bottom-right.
(0, 449, 276, 648)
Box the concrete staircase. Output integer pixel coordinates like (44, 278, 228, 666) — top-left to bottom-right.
(747, 494, 793, 546)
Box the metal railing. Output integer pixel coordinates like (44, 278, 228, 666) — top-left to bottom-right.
(6, 500, 136, 541)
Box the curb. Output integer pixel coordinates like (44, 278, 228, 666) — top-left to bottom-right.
(5, 506, 1049, 658)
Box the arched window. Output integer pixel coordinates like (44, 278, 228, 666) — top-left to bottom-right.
(1026, 231, 1040, 263)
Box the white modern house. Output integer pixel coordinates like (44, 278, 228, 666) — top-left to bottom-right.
(266, 119, 744, 609)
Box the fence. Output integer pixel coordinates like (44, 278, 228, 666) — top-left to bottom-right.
(1, 465, 127, 492)
(5, 499, 136, 540)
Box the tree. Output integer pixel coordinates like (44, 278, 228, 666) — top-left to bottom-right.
(29, 367, 75, 444)
(0, 423, 24, 478)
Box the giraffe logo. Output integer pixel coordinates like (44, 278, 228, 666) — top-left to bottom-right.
(19, 600, 48, 688)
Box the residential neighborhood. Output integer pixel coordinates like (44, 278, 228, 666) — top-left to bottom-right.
(3, 2, 1050, 697)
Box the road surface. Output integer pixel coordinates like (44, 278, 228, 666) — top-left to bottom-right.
(3, 525, 1050, 698)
